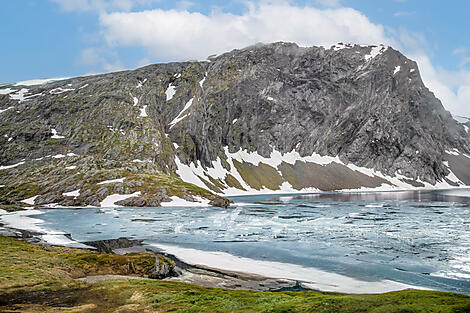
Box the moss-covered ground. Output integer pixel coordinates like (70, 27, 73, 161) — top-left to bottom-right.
(0, 236, 469, 312)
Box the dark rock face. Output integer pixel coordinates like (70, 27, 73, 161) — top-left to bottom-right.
(148, 254, 177, 279)
(0, 42, 469, 205)
(208, 197, 231, 208)
(82, 238, 143, 254)
(172, 42, 468, 185)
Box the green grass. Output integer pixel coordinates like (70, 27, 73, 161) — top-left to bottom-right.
(0, 236, 469, 312)
(233, 160, 284, 190)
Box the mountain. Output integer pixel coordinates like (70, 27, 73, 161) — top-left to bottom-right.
(1, 42, 469, 208)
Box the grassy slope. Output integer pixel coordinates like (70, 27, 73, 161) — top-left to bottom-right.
(0, 236, 469, 313)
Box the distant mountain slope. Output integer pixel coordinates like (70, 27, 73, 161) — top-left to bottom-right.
(0, 42, 469, 207)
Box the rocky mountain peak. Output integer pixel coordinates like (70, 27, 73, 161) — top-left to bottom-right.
(0, 42, 469, 208)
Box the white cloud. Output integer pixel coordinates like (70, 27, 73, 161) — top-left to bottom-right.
(100, 2, 393, 61)
(137, 57, 152, 67)
(53, 1, 470, 117)
(411, 53, 470, 117)
(79, 47, 125, 72)
(453, 47, 467, 55)
(80, 47, 102, 65)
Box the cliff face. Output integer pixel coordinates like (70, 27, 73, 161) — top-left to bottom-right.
(0, 42, 469, 207)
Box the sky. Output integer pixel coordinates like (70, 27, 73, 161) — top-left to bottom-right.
(1, 0, 469, 116)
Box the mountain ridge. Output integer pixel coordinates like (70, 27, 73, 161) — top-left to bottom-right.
(0, 42, 469, 208)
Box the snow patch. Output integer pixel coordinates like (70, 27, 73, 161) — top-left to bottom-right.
(175, 145, 466, 197)
(100, 191, 141, 207)
(133, 96, 139, 106)
(41, 234, 92, 248)
(166, 84, 176, 101)
(169, 98, 194, 129)
(365, 45, 388, 61)
(139, 105, 148, 117)
(136, 79, 147, 88)
(330, 43, 352, 51)
(0, 161, 25, 170)
(410, 69, 415, 73)
(232, 118, 238, 124)
(0, 107, 14, 114)
(9, 88, 29, 102)
(0, 88, 15, 95)
(199, 76, 206, 89)
(22, 93, 43, 101)
(97, 178, 125, 185)
(132, 159, 151, 163)
(445, 149, 460, 156)
(65, 165, 77, 170)
(49, 87, 75, 95)
(52, 154, 65, 159)
(63, 189, 80, 198)
(51, 128, 65, 139)
(13, 77, 69, 86)
(160, 196, 210, 207)
(21, 195, 38, 205)
(393, 66, 401, 75)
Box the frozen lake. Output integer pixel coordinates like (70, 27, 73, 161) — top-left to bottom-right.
(1, 189, 469, 294)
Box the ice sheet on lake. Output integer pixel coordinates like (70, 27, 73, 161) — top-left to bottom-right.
(150, 243, 422, 294)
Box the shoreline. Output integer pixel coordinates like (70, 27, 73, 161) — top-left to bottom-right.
(1, 188, 469, 295)
(2, 186, 469, 212)
(0, 218, 424, 294)
(148, 242, 423, 294)
(1, 236, 467, 313)
(224, 185, 470, 198)
(0, 224, 306, 292)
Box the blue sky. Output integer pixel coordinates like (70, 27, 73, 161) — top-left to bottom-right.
(1, 0, 470, 115)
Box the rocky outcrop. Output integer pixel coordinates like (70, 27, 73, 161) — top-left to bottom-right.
(148, 254, 177, 279)
(0, 42, 469, 206)
(83, 238, 143, 254)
